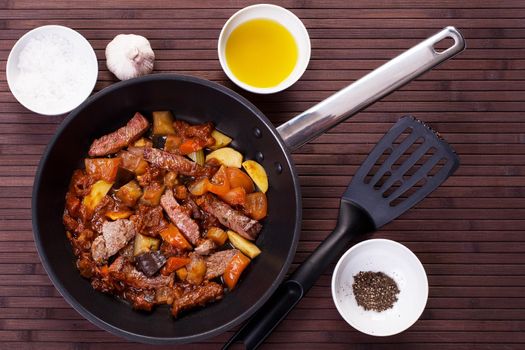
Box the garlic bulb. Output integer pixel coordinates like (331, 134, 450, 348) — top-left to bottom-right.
(105, 34, 155, 80)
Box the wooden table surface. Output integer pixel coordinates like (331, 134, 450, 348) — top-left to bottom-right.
(1, 1, 524, 349)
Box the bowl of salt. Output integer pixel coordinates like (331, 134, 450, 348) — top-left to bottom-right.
(6, 25, 98, 116)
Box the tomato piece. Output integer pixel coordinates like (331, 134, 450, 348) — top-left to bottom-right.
(160, 224, 192, 250)
(223, 252, 251, 290)
(163, 257, 191, 275)
(226, 168, 255, 193)
(245, 192, 268, 220)
(179, 139, 204, 155)
(220, 187, 246, 206)
(188, 178, 210, 196)
(85, 158, 122, 182)
(207, 165, 230, 196)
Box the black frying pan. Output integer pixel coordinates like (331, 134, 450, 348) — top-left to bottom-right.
(32, 27, 464, 344)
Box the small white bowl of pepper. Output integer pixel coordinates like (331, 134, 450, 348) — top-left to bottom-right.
(331, 239, 428, 336)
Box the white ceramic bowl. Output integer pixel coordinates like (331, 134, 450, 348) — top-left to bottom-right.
(218, 4, 311, 94)
(6, 25, 98, 116)
(331, 239, 428, 336)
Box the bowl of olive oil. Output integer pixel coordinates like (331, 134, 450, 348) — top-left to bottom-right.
(218, 4, 311, 94)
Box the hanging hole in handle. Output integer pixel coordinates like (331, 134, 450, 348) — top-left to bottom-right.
(433, 36, 455, 54)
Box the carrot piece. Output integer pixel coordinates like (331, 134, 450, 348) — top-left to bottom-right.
(179, 139, 203, 155)
(164, 257, 191, 274)
(160, 224, 192, 250)
(223, 252, 251, 290)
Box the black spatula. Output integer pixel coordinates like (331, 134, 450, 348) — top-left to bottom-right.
(224, 116, 460, 349)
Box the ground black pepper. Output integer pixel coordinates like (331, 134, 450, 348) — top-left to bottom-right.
(352, 271, 400, 312)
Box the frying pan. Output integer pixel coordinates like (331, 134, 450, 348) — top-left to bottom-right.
(32, 27, 465, 344)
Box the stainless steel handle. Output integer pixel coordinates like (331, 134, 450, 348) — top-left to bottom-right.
(277, 26, 466, 152)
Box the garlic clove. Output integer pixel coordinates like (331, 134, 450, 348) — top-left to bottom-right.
(105, 34, 155, 81)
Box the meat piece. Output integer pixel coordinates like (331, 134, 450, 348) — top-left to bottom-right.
(160, 190, 200, 245)
(184, 197, 202, 220)
(143, 148, 212, 177)
(205, 249, 238, 280)
(171, 282, 224, 317)
(109, 256, 172, 290)
(90, 219, 137, 263)
(131, 204, 168, 237)
(200, 194, 262, 240)
(88, 112, 149, 156)
(124, 289, 156, 311)
(194, 239, 217, 256)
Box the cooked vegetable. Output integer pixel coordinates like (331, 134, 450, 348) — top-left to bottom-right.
(206, 147, 243, 168)
(133, 233, 160, 256)
(82, 180, 113, 212)
(223, 252, 251, 290)
(164, 257, 191, 274)
(85, 158, 122, 182)
(207, 165, 230, 196)
(221, 187, 246, 206)
(187, 149, 205, 165)
(188, 178, 210, 196)
(164, 134, 182, 153)
(160, 224, 192, 250)
(206, 227, 228, 246)
(152, 111, 175, 135)
(227, 230, 261, 258)
(245, 192, 268, 220)
(114, 167, 135, 188)
(163, 171, 179, 188)
(186, 258, 206, 285)
(105, 210, 133, 220)
(242, 160, 268, 193)
(116, 180, 143, 207)
(176, 267, 188, 281)
(180, 139, 203, 155)
(140, 182, 165, 206)
(134, 137, 153, 148)
(120, 151, 149, 175)
(135, 251, 167, 277)
(226, 167, 255, 193)
(209, 130, 232, 150)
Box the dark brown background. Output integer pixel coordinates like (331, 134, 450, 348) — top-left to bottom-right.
(1, 0, 524, 349)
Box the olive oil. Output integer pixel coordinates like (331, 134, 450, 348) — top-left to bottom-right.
(225, 19, 298, 88)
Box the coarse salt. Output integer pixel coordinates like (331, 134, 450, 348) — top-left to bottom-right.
(14, 31, 93, 113)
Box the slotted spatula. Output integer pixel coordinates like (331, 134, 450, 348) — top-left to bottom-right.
(224, 116, 460, 349)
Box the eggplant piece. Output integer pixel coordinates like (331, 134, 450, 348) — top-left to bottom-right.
(135, 251, 167, 277)
(113, 167, 136, 189)
(152, 135, 167, 149)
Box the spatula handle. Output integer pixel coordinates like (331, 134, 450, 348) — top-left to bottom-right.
(277, 26, 466, 152)
(223, 200, 375, 350)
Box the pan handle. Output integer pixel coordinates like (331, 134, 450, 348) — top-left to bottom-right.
(276, 26, 466, 152)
